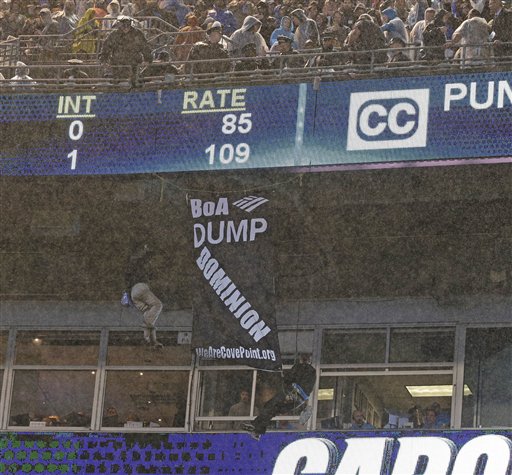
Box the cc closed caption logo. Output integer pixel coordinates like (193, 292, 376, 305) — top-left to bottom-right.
(347, 89, 430, 150)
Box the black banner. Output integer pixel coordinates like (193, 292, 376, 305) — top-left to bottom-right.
(189, 194, 281, 371)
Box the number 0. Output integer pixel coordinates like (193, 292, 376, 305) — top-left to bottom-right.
(68, 120, 84, 141)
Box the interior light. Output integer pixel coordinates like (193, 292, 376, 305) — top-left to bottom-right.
(139, 372, 144, 376)
(91, 371, 96, 375)
(318, 388, 334, 400)
(33, 338, 42, 345)
(406, 385, 472, 397)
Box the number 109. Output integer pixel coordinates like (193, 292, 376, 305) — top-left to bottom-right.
(205, 143, 250, 165)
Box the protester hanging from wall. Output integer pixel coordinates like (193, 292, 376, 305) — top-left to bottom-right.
(124, 242, 164, 348)
(243, 352, 316, 440)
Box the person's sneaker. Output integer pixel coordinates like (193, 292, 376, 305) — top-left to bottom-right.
(242, 423, 261, 440)
(152, 341, 164, 349)
(249, 431, 261, 441)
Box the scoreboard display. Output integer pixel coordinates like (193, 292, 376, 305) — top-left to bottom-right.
(1, 71, 511, 175)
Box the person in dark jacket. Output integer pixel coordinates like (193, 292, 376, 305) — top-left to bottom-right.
(489, 0, 512, 61)
(243, 352, 316, 439)
(99, 16, 153, 86)
(185, 20, 231, 75)
(125, 242, 163, 348)
(344, 14, 387, 64)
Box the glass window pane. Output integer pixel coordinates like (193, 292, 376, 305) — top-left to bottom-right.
(278, 331, 314, 365)
(103, 370, 190, 428)
(462, 327, 512, 428)
(107, 331, 192, 366)
(15, 331, 100, 365)
(321, 330, 386, 364)
(316, 373, 452, 430)
(9, 370, 95, 427)
(0, 331, 7, 365)
(390, 328, 455, 363)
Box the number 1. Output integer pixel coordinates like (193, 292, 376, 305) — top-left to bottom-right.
(68, 150, 77, 170)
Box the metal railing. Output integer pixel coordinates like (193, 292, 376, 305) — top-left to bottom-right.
(1, 39, 511, 92)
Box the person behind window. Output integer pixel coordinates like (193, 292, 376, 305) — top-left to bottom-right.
(228, 388, 259, 429)
(431, 401, 450, 428)
(124, 242, 164, 348)
(103, 406, 121, 427)
(423, 406, 443, 429)
(350, 409, 375, 430)
(243, 352, 316, 440)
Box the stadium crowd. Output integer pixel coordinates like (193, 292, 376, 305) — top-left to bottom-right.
(0, 0, 511, 85)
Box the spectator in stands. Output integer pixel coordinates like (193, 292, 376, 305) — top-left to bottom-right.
(229, 15, 269, 57)
(305, 29, 345, 68)
(270, 15, 295, 48)
(122, 0, 148, 17)
(340, 0, 358, 27)
(233, 41, 271, 73)
(38, 7, 60, 61)
(62, 58, 90, 84)
(351, 410, 375, 429)
(99, 15, 153, 86)
(255, 0, 276, 45)
(103, 0, 121, 29)
(406, 0, 427, 29)
(173, 12, 205, 62)
(345, 14, 388, 64)
(488, 0, 512, 61)
(10, 60, 36, 86)
(72, 7, 100, 54)
(380, 7, 409, 45)
(142, 50, 179, 81)
(0, 1, 27, 39)
(420, 10, 447, 61)
(186, 21, 231, 75)
(330, 10, 351, 47)
(93, 0, 109, 18)
(307, 1, 320, 23)
(272, 34, 304, 69)
(353, 3, 368, 22)
(210, 0, 237, 35)
(410, 7, 436, 50)
(291, 8, 320, 49)
(322, 0, 338, 23)
(229, 0, 257, 28)
(387, 35, 411, 63)
(53, 0, 79, 34)
(158, 0, 190, 26)
(450, 8, 491, 64)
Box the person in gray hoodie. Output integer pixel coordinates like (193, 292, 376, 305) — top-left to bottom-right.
(228, 15, 269, 57)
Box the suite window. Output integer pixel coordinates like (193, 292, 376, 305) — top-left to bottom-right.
(462, 327, 512, 428)
(104, 331, 192, 429)
(194, 370, 254, 430)
(318, 326, 455, 431)
(107, 331, 192, 366)
(103, 370, 189, 429)
(9, 370, 96, 428)
(15, 331, 100, 365)
(389, 328, 455, 363)
(321, 329, 386, 364)
(9, 331, 100, 429)
(317, 373, 453, 430)
(0, 331, 7, 365)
